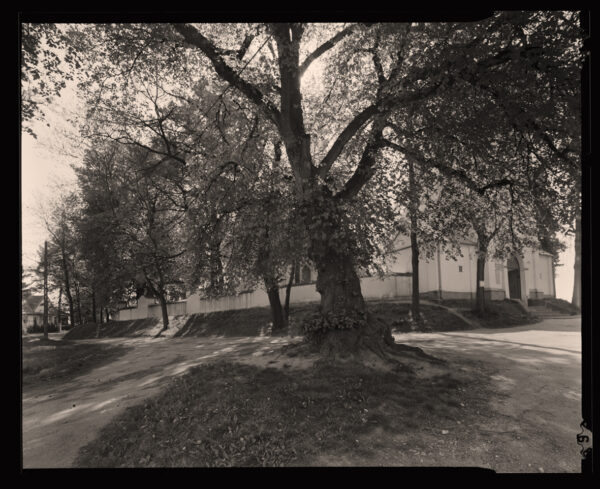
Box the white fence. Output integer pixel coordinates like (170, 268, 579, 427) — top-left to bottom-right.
(114, 274, 412, 321)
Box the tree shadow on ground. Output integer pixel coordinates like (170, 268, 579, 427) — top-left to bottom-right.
(22, 338, 134, 390)
(73, 356, 497, 468)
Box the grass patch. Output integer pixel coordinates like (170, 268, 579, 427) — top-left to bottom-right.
(529, 297, 580, 315)
(63, 318, 161, 340)
(74, 359, 489, 468)
(64, 301, 472, 340)
(368, 301, 470, 332)
(461, 300, 540, 327)
(22, 336, 133, 387)
(174, 304, 318, 338)
(167, 302, 471, 338)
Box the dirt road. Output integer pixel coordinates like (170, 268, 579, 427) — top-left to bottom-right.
(22, 318, 582, 470)
(22, 335, 290, 468)
(392, 317, 582, 472)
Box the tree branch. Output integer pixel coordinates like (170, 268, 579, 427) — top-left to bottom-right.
(334, 117, 387, 201)
(172, 23, 281, 128)
(381, 138, 513, 196)
(318, 104, 379, 179)
(299, 24, 363, 77)
(318, 77, 445, 180)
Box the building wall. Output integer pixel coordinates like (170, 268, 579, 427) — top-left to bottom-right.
(114, 241, 554, 321)
(389, 239, 547, 302)
(148, 301, 187, 318)
(21, 313, 58, 331)
(115, 275, 413, 321)
(387, 246, 412, 274)
(536, 253, 554, 296)
(522, 249, 554, 299)
(442, 244, 477, 295)
(360, 275, 412, 299)
(418, 254, 440, 295)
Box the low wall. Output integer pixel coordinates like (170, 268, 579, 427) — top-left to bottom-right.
(114, 274, 413, 321)
(361, 275, 411, 299)
(115, 308, 135, 321)
(148, 301, 187, 318)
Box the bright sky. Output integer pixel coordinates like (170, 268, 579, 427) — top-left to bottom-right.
(21, 81, 81, 279)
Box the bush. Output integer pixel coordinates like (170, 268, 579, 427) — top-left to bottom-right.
(26, 323, 59, 334)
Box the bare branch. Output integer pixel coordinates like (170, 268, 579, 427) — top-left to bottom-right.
(318, 78, 444, 180)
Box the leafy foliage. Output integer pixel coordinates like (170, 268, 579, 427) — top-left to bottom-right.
(25, 16, 583, 340)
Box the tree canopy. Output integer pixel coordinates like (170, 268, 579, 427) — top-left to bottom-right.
(23, 14, 583, 357)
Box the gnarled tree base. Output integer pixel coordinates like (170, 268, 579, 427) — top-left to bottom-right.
(285, 313, 444, 370)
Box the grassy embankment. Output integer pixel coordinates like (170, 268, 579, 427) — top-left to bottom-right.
(22, 336, 132, 387)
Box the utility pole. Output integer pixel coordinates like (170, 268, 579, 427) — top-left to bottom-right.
(571, 215, 581, 309)
(43, 240, 49, 340)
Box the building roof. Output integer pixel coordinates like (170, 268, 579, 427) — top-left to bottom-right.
(22, 295, 44, 314)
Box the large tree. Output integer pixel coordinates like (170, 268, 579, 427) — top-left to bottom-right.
(43, 15, 581, 357)
(169, 17, 581, 355)
(39, 192, 85, 328)
(86, 143, 189, 332)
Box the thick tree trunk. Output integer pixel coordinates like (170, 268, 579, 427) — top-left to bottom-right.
(475, 252, 487, 313)
(298, 192, 394, 356)
(100, 306, 104, 324)
(316, 251, 365, 316)
(265, 279, 286, 331)
(158, 292, 169, 331)
(572, 215, 581, 309)
(310, 248, 394, 356)
(283, 262, 295, 324)
(410, 231, 420, 321)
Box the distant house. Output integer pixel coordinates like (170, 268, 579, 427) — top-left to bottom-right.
(21, 289, 63, 333)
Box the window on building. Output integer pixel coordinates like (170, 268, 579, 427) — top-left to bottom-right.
(458, 265, 463, 272)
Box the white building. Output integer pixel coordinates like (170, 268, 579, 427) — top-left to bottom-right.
(115, 232, 555, 321)
(385, 233, 555, 304)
